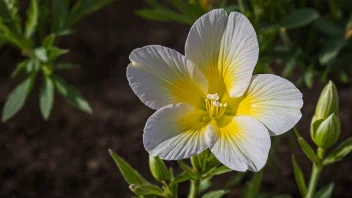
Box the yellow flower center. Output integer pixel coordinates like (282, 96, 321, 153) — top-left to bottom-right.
(204, 93, 228, 120)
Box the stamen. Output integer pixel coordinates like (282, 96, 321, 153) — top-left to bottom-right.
(205, 93, 227, 119)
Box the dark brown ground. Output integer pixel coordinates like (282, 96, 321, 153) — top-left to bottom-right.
(0, 1, 351, 198)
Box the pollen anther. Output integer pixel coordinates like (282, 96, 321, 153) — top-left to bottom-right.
(205, 93, 227, 119)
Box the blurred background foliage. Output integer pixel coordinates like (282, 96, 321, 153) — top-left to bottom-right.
(0, 0, 112, 121)
(135, 0, 352, 88)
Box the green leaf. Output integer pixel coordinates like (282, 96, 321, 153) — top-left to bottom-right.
(314, 17, 344, 37)
(292, 155, 307, 197)
(280, 8, 319, 29)
(129, 184, 164, 196)
(314, 183, 334, 198)
(295, 129, 320, 164)
(0, 0, 21, 34)
(304, 70, 314, 88)
(199, 177, 212, 193)
(134, 9, 193, 25)
(69, 0, 113, 25)
(323, 137, 352, 165)
(39, 76, 54, 120)
(177, 160, 195, 178)
(11, 59, 30, 78)
(34, 47, 48, 62)
(51, 0, 69, 35)
(52, 75, 92, 114)
(225, 172, 246, 188)
(109, 149, 149, 185)
(170, 0, 198, 21)
(298, 137, 320, 164)
(319, 38, 346, 65)
(171, 172, 190, 186)
(25, 0, 39, 38)
(43, 34, 55, 48)
(202, 190, 229, 198)
(55, 63, 81, 70)
(2, 76, 35, 122)
(0, 18, 29, 50)
(245, 169, 264, 198)
(47, 47, 69, 61)
(205, 165, 232, 177)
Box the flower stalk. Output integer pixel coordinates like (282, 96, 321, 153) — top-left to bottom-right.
(188, 179, 200, 198)
(305, 148, 325, 198)
(306, 164, 322, 198)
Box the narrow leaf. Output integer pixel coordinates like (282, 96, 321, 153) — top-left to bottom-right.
(202, 190, 229, 198)
(25, 0, 39, 38)
(324, 138, 352, 165)
(40, 76, 54, 120)
(206, 165, 232, 177)
(52, 75, 92, 114)
(314, 17, 344, 37)
(319, 38, 346, 65)
(245, 169, 264, 198)
(177, 160, 194, 177)
(47, 47, 69, 61)
(292, 155, 307, 197)
(314, 183, 334, 198)
(2, 76, 34, 122)
(109, 149, 149, 185)
(298, 137, 320, 164)
(43, 34, 55, 48)
(69, 0, 113, 25)
(11, 59, 30, 78)
(171, 172, 190, 186)
(280, 8, 319, 29)
(129, 184, 164, 196)
(134, 9, 193, 25)
(51, 0, 69, 34)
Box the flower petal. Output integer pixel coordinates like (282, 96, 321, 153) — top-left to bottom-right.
(205, 116, 270, 172)
(185, 9, 228, 95)
(185, 10, 258, 98)
(144, 103, 208, 160)
(127, 45, 208, 110)
(237, 74, 303, 135)
(218, 12, 259, 97)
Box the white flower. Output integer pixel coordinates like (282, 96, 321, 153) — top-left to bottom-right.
(127, 9, 303, 172)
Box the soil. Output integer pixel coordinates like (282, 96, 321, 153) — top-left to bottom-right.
(0, 1, 351, 198)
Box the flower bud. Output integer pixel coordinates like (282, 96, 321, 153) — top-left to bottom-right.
(314, 81, 339, 120)
(149, 156, 170, 182)
(311, 114, 340, 149)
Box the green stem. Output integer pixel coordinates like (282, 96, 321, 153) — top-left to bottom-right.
(306, 149, 325, 198)
(305, 164, 322, 198)
(188, 180, 200, 198)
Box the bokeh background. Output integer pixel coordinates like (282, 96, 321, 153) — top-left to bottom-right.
(0, 1, 351, 198)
